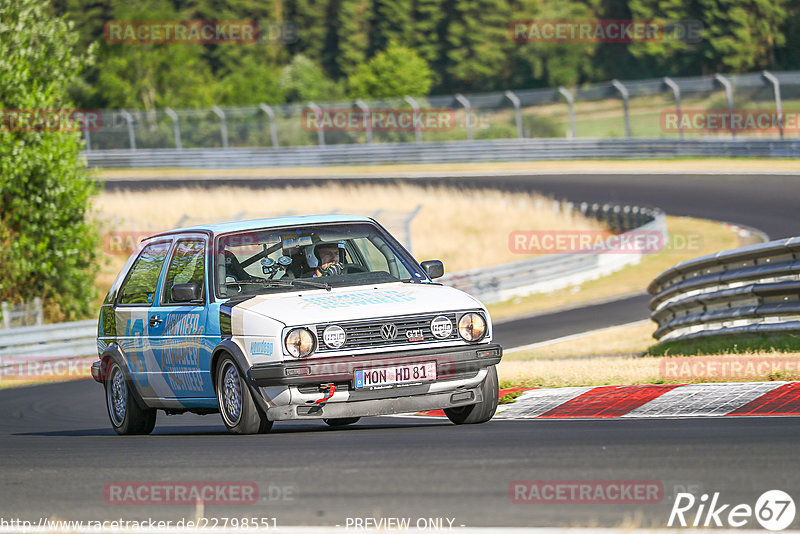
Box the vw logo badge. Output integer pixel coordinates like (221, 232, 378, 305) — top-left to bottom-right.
(380, 323, 398, 340)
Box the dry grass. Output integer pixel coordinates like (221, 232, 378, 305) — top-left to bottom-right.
(488, 216, 748, 321)
(93, 183, 604, 299)
(506, 320, 656, 359)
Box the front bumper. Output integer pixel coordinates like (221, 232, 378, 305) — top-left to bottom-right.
(249, 343, 502, 387)
(267, 385, 484, 421)
(91, 360, 103, 382)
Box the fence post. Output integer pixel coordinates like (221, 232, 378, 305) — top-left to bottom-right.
(165, 108, 182, 149)
(259, 104, 279, 148)
(306, 102, 325, 146)
(354, 99, 373, 144)
(403, 204, 423, 253)
(81, 113, 92, 150)
(557, 87, 576, 138)
(454, 93, 473, 141)
(1, 302, 9, 329)
(120, 110, 136, 150)
(211, 106, 229, 148)
(33, 297, 43, 326)
(404, 96, 423, 143)
(504, 90, 523, 139)
(714, 74, 736, 139)
(762, 71, 784, 140)
(663, 77, 683, 140)
(611, 80, 632, 138)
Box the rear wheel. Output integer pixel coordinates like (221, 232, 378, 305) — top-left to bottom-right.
(323, 417, 360, 427)
(216, 356, 272, 435)
(105, 361, 157, 435)
(444, 365, 498, 425)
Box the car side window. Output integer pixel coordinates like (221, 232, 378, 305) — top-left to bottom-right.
(118, 241, 171, 305)
(163, 239, 206, 304)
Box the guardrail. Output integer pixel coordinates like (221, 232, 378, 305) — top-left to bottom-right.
(0, 320, 97, 361)
(0, 298, 43, 329)
(443, 203, 666, 304)
(648, 238, 800, 342)
(84, 138, 800, 169)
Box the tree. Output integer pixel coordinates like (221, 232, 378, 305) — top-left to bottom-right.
(441, 0, 514, 91)
(280, 54, 343, 102)
(372, 0, 414, 52)
(511, 0, 600, 88)
(0, 0, 100, 321)
(92, 0, 217, 110)
(334, 0, 373, 77)
(287, 0, 332, 69)
(347, 43, 433, 99)
(629, 0, 787, 74)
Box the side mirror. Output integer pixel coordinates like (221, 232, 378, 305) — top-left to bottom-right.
(171, 283, 202, 303)
(421, 260, 444, 279)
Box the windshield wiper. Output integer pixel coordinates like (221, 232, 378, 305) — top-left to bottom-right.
(224, 279, 331, 291)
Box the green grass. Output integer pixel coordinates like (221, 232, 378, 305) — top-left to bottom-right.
(648, 332, 800, 357)
(498, 389, 526, 404)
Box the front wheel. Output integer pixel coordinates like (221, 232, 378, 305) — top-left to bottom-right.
(216, 356, 272, 435)
(444, 365, 498, 425)
(105, 361, 157, 435)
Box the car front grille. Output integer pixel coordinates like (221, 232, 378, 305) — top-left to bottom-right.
(315, 312, 461, 352)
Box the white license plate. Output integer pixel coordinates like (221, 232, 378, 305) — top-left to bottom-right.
(354, 361, 437, 390)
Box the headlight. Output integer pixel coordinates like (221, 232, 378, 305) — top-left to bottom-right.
(284, 328, 316, 358)
(458, 312, 487, 342)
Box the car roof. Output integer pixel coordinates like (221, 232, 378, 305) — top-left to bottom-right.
(153, 214, 375, 238)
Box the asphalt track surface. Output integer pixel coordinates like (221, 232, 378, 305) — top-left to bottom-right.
(1, 172, 797, 528)
(1, 379, 799, 528)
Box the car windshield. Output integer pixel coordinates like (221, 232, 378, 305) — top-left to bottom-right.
(215, 222, 425, 298)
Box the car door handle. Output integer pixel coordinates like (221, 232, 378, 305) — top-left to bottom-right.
(149, 316, 162, 327)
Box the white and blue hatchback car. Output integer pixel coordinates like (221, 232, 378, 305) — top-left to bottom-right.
(93, 215, 502, 434)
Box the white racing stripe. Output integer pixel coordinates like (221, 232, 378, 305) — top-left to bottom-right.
(621, 382, 786, 418)
(494, 387, 593, 418)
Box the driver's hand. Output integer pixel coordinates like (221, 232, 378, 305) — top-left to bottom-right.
(319, 262, 344, 276)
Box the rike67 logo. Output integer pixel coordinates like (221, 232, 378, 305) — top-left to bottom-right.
(669, 490, 796, 530)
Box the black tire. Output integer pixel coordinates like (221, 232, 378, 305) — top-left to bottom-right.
(444, 365, 499, 425)
(323, 417, 360, 427)
(105, 360, 157, 435)
(215, 355, 272, 435)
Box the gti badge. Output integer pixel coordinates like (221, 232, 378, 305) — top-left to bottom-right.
(406, 328, 424, 342)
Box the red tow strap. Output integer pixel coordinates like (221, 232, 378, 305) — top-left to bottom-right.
(315, 384, 336, 405)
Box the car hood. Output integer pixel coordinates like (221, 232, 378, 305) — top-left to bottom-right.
(228, 282, 485, 326)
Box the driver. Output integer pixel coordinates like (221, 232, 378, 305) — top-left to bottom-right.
(313, 243, 344, 277)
